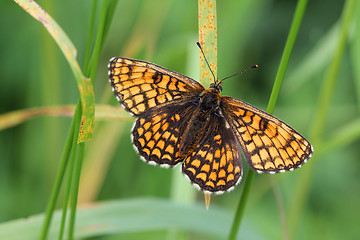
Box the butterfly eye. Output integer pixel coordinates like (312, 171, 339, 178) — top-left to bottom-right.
(209, 83, 222, 92)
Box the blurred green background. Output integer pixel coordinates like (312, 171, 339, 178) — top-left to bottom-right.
(1, 0, 359, 239)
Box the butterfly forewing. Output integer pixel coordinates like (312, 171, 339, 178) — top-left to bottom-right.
(222, 96, 313, 173)
(182, 114, 242, 194)
(108, 57, 204, 116)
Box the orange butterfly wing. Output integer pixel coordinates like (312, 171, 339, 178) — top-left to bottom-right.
(131, 100, 197, 167)
(109, 56, 313, 194)
(222, 96, 313, 173)
(182, 114, 242, 193)
(108, 57, 204, 116)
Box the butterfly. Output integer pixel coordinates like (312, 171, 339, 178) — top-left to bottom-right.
(108, 56, 313, 194)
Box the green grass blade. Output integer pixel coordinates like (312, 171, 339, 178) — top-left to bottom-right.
(266, 0, 309, 114)
(13, 0, 95, 143)
(102, 0, 119, 50)
(83, 0, 98, 71)
(229, 0, 309, 239)
(318, 117, 360, 156)
(309, 0, 356, 141)
(289, 0, 357, 236)
(68, 143, 85, 240)
(228, 170, 255, 240)
(0, 198, 263, 240)
(86, 0, 110, 80)
(13, 1, 114, 239)
(66, 1, 115, 238)
(350, 1, 360, 109)
(57, 102, 83, 240)
(284, 22, 340, 94)
(38, 101, 81, 240)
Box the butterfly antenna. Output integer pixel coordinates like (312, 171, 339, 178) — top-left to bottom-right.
(196, 41, 217, 83)
(219, 65, 258, 85)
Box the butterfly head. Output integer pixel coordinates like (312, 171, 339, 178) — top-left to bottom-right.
(209, 82, 223, 93)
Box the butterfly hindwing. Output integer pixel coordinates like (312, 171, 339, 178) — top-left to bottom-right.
(182, 113, 242, 193)
(131, 100, 198, 167)
(222, 96, 313, 173)
(108, 57, 204, 116)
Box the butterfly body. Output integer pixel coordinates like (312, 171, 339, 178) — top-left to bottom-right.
(180, 88, 222, 155)
(108, 57, 313, 194)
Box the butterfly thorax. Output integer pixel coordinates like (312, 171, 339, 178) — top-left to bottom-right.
(179, 88, 223, 157)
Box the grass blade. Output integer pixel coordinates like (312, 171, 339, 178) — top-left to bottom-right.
(229, 0, 309, 239)
(0, 198, 262, 240)
(13, 0, 95, 143)
(288, 0, 357, 236)
(38, 101, 81, 240)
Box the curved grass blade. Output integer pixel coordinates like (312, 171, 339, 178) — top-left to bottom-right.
(289, 0, 357, 236)
(0, 198, 263, 240)
(229, 0, 309, 239)
(14, 0, 95, 143)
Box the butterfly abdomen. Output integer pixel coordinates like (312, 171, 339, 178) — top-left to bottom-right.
(179, 109, 208, 157)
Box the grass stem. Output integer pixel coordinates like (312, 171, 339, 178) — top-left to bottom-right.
(228, 0, 309, 239)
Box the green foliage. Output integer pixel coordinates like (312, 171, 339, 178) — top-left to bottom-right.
(0, 0, 359, 239)
(0, 198, 262, 240)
